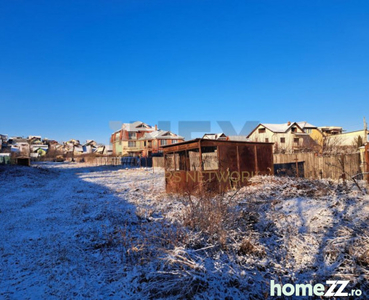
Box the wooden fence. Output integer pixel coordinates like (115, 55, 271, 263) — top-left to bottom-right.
(80, 156, 122, 166)
(274, 152, 362, 180)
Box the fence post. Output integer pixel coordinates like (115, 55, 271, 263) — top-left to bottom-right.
(295, 156, 299, 178)
(341, 154, 346, 182)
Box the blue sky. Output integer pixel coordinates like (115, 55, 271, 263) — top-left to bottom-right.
(1, 0, 368, 143)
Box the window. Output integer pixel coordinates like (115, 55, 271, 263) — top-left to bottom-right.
(128, 141, 136, 147)
(165, 154, 175, 171)
(291, 127, 297, 133)
(201, 146, 219, 171)
(188, 150, 200, 171)
(167, 151, 187, 171)
(265, 138, 269, 143)
(128, 132, 136, 140)
(160, 140, 168, 146)
(172, 140, 178, 144)
(305, 129, 312, 134)
(258, 128, 266, 133)
(280, 137, 285, 143)
(144, 141, 146, 147)
(294, 138, 300, 145)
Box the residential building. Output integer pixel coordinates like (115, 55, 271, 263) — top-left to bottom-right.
(32, 147, 47, 157)
(320, 119, 368, 152)
(0, 134, 7, 151)
(139, 130, 184, 157)
(27, 136, 42, 144)
(319, 126, 343, 136)
(8, 137, 30, 155)
(247, 121, 318, 153)
(102, 145, 113, 155)
(95, 144, 113, 155)
(82, 141, 112, 155)
(324, 129, 368, 150)
(110, 121, 184, 157)
(43, 139, 61, 157)
(82, 140, 98, 154)
(296, 121, 325, 151)
(111, 121, 154, 156)
(63, 139, 83, 156)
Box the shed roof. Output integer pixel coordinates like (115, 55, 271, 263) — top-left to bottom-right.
(162, 138, 273, 152)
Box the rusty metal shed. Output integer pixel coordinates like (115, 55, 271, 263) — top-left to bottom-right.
(162, 139, 274, 195)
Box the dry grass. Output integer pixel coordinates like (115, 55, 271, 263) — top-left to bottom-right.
(180, 191, 239, 248)
(78, 171, 369, 299)
(142, 247, 208, 299)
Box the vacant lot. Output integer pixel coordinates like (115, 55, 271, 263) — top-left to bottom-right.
(1, 163, 368, 299)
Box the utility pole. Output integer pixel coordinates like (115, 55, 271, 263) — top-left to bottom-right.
(364, 117, 368, 183)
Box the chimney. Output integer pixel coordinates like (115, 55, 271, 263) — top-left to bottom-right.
(155, 124, 158, 131)
(287, 121, 291, 126)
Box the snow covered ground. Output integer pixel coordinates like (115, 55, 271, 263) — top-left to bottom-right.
(1, 162, 368, 299)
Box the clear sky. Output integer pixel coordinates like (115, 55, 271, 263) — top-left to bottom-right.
(1, 0, 368, 144)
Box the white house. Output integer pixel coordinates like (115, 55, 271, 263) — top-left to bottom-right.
(247, 122, 313, 153)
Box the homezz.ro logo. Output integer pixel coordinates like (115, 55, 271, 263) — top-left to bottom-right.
(270, 280, 362, 297)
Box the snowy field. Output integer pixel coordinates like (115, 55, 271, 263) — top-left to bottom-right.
(1, 162, 369, 299)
